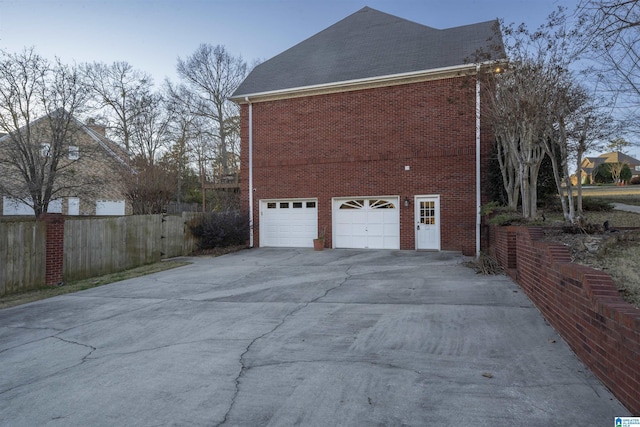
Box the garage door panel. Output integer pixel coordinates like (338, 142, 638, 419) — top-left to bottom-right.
(261, 199, 317, 248)
(333, 197, 399, 249)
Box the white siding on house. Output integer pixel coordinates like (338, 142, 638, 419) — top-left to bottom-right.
(2, 197, 62, 215)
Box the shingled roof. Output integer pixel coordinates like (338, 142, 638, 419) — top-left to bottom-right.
(233, 6, 503, 98)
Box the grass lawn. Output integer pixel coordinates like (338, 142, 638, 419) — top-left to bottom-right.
(590, 194, 640, 207)
(0, 260, 191, 310)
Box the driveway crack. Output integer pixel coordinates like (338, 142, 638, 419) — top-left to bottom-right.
(0, 336, 96, 397)
(216, 265, 353, 426)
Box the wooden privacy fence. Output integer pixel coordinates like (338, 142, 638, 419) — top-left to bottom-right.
(0, 220, 46, 295)
(0, 213, 203, 295)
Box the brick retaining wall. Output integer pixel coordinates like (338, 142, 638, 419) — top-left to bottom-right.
(489, 225, 640, 414)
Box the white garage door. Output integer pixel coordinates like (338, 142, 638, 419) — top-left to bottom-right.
(333, 197, 399, 249)
(96, 200, 125, 216)
(260, 199, 318, 247)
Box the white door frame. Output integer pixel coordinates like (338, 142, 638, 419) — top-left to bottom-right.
(414, 195, 440, 251)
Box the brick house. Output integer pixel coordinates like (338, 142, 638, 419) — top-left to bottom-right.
(231, 7, 504, 255)
(578, 151, 640, 184)
(0, 114, 133, 216)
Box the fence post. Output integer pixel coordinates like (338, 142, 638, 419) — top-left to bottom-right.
(40, 213, 65, 286)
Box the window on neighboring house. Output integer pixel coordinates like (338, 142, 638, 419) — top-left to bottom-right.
(41, 143, 51, 157)
(636, 165, 640, 172)
(69, 145, 79, 160)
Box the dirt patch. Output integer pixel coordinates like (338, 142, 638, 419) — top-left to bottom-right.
(542, 228, 640, 307)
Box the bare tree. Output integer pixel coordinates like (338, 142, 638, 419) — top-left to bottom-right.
(129, 92, 172, 164)
(482, 8, 614, 221)
(577, 0, 640, 135)
(604, 137, 632, 182)
(0, 48, 93, 217)
(83, 61, 153, 151)
(176, 44, 247, 178)
(543, 78, 613, 222)
(164, 81, 203, 205)
(123, 157, 174, 214)
(483, 57, 551, 219)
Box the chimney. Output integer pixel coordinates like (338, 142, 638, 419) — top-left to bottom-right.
(90, 124, 106, 136)
(85, 118, 106, 136)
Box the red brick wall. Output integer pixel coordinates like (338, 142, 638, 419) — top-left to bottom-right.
(490, 225, 640, 413)
(240, 76, 490, 254)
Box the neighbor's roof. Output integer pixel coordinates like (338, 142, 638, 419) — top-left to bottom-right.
(232, 6, 504, 98)
(0, 111, 132, 172)
(600, 151, 640, 165)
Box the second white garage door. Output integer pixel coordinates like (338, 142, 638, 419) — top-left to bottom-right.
(333, 197, 399, 249)
(260, 199, 318, 247)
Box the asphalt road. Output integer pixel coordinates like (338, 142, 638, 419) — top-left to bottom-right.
(0, 249, 630, 426)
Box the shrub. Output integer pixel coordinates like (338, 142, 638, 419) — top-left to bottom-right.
(581, 198, 614, 212)
(594, 163, 613, 183)
(189, 211, 249, 250)
(621, 164, 632, 183)
(481, 202, 524, 225)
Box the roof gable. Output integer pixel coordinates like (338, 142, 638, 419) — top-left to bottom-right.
(233, 6, 503, 98)
(0, 111, 132, 171)
(600, 151, 640, 165)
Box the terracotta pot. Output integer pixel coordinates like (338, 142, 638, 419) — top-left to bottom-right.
(313, 238, 324, 251)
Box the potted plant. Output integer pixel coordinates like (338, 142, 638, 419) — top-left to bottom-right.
(313, 227, 325, 251)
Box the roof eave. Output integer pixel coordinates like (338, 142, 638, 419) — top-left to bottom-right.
(231, 60, 501, 103)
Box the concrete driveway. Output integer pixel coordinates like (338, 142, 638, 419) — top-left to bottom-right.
(0, 249, 629, 426)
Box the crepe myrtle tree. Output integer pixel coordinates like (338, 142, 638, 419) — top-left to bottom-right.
(480, 8, 613, 221)
(0, 48, 97, 217)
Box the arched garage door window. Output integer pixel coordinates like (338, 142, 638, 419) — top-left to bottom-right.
(334, 197, 399, 249)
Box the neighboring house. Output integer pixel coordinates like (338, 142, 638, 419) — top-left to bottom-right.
(231, 7, 504, 255)
(578, 151, 640, 184)
(0, 114, 133, 216)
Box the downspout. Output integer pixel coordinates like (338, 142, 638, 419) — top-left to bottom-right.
(475, 65, 481, 258)
(246, 97, 254, 248)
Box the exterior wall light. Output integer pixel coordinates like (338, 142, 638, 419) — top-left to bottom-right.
(404, 197, 410, 207)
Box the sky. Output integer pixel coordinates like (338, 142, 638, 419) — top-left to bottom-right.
(0, 0, 580, 85)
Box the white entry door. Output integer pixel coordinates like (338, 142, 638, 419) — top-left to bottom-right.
(415, 196, 440, 250)
(333, 197, 399, 249)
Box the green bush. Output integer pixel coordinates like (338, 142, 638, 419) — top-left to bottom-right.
(190, 211, 249, 250)
(621, 164, 632, 183)
(581, 198, 614, 212)
(594, 163, 613, 183)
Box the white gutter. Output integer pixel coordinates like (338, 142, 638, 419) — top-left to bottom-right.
(475, 65, 481, 258)
(246, 97, 254, 248)
(231, 62, 482, 102)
